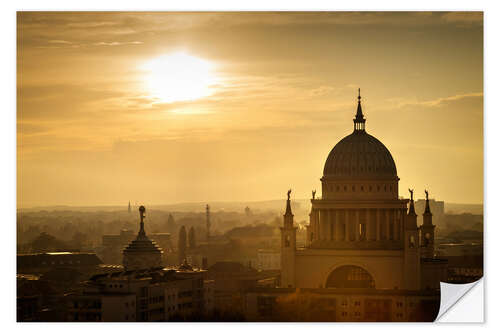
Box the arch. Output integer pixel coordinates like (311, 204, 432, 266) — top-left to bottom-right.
(325, 265, 375, 289)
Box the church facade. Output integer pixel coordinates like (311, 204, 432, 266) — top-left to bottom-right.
(281, 91, 447, 292)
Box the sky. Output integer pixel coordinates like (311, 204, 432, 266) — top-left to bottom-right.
(17, 12, 483, 208)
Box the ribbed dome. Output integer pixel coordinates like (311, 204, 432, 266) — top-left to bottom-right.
(323, 130, 397, 179)
(123, 234, 162, 254)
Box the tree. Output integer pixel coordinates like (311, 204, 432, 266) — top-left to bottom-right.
(71, 231, 88, 250)
(31, 232, 67, 253)
(188, 226, 196, 249)
(166, 214, 176, 233)
(178, 226, 187, 264)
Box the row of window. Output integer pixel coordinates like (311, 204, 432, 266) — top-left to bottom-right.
(325, 184, 394, 193)
(42, 260, 81, 265)
(340, 299, 361, 307)
(72, 312, 101, 321)
(72, 300, 101, 309)
(108, 283, 123, 289)
(340, 311, 361, 317)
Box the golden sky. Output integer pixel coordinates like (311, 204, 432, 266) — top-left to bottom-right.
(17, 12, 483, 207)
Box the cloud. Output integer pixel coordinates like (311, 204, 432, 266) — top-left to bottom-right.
(441, 12, 483, 24)
(93, 41, 143, 46)
(19, 11, 479, 49)
(48, 39, 72, 44)
(387, 92, 483, 109)
(308, 86, 338, 97)
(420, 92, 483, 107)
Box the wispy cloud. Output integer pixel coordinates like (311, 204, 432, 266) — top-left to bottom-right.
(441, 12, 483, 24)
(387, 92, 483, 109)
(93, 41, 143, 46)
(48, 39, 72, 44)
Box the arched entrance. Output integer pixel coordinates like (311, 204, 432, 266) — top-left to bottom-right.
(325, 265, 375, 288)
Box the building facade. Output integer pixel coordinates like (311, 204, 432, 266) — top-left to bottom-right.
(245, 287, 440, 322)
(66, 266, 210, 322)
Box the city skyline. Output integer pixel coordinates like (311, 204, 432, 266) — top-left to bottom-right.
(17, 12, 483, 207)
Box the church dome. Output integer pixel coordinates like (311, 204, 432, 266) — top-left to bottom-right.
(323, 130, 397, 179)
(322, 90, 397, 180)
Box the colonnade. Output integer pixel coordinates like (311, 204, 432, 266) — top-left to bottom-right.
(309, 208, 405, 243)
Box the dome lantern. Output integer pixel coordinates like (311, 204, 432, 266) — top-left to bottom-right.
(353, 88, 366, 132)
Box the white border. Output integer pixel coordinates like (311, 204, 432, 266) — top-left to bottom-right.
(3, 0, 498, 331)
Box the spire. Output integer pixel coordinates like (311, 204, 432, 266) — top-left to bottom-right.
(285, 189, 293, 216)
(424, 189, 432, 215)
(408, 189, 416, 215)
(206, 204, 211, 240)
(353, 88, 366, 132)
(138, 205, 146, 237)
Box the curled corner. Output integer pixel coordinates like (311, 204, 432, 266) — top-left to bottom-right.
(435, 278, 484, 322)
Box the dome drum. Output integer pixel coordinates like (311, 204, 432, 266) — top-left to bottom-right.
(321, 179, 399, 200)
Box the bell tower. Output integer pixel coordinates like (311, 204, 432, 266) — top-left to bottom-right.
(420, 190, 435, 259)
(281, 189, 297, 288)
(403, 189, 421, 290)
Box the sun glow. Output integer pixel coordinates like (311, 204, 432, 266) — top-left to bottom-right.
(142, 52, 217, 103)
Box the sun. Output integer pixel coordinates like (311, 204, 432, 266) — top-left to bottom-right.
(141, 52, 217, 103)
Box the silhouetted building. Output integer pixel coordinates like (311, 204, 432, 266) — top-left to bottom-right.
(206, 204, 211, 240)
(17, 274, 64, 322)
(245, 287, 440, 322)
(280, 91, 447, 314)
(415, 199, 444, 224)
(257, 249, 280, 270)
(66, 265, 212, 322)
(17, 252, 103, 275)
(123, 206, 163, 270)
(101, 230, 135, 264)
(207, 261, 274, 313)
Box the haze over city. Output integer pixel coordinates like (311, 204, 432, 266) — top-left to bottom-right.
(17, 12, 483, 208)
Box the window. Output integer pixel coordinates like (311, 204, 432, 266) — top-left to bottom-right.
(409, 235, 415, 248)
